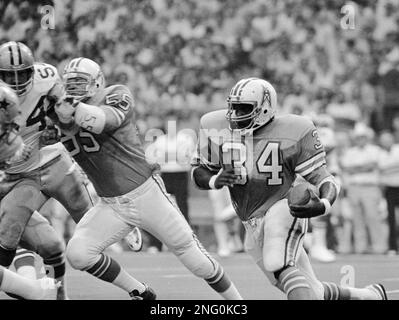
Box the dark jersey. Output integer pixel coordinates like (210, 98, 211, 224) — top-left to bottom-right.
(61, 85, 156, 197)
(193, 110, 328, 221)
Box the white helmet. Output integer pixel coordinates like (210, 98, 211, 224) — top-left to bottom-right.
(63, 57, 105, 100)
(0, 82, 20, 125)
(226, 78, 277, 133)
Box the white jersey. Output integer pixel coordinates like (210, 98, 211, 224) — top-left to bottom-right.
(6, 62, 64, 174)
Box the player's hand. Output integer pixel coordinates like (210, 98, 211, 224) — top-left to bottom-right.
(288, 188, 326, 218)
(40, 118, 60, 147)
(213, 167, 239, 189)
(55, 96, 78, 124)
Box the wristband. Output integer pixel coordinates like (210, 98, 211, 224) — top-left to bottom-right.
(209, 175, 218, 189)
(320, 198, 331, 215)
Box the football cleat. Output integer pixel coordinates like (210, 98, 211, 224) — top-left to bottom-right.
(125, 226, 143, 252)
(130, 283, 156, 300)
(366, 283, 388, 300)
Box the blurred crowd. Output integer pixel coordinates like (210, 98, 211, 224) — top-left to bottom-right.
(1, 0, 399, 257)
(2, 0, 399, 131)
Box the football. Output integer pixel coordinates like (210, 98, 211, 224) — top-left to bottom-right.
(287, 183, 311, 206)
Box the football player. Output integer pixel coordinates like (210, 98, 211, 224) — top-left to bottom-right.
(305, 115, 338, 262)
(192, 77, 387, 300)
(0, 41, 95, 299)
(0, 83, 58, 299)
(54, 57, 242, 300)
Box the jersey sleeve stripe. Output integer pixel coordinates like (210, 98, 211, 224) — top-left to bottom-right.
(107, 107, 125, 127)
(297, 160, 326, 177)
(295, 151, 326, 171)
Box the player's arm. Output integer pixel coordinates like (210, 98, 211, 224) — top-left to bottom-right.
(192, 165, 239, 190)
(55, 87, 133, 134)
(191, 124, 238, 190)
(0, 85, 31, 168)
(289, 125, 340, 218)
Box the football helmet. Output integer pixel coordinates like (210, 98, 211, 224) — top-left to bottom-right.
(0, 82, 21, 134)
(62, 57, 105, 100)
(226, 78, 277, 133)
(0, 41, 35, 96)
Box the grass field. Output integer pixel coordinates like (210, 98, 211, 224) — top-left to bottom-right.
(2, 251, 399, 300)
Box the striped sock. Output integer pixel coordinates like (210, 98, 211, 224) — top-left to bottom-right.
(205, 264, 242, 300)
(322, 282, 350, 300)
(0, 245, 16, 267)
(85, 253, 145, 294)
(43, 252, 66, 280)
(85, 254, 121, 282)
(276, 266, 315, 300)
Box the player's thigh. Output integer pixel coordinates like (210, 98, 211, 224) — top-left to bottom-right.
(40, 150, 94, 223)
(262, 199, 308, 272)
(242, 219, 278, 286)
(138, 176, 194, 251)
(19, 210, 64, 257)
(39, 198, 68, 222)
(70, 201, 132, 254)
(0, 179, 47, 249)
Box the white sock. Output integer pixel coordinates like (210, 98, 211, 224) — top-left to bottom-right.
(346, 287, 379, 300)
(219, 284, 243, 300)
(16, 266, 37, 280)
(0, 268, 44, 299)
(112, 268, 146, 294)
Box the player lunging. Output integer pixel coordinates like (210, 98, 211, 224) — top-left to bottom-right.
(192, 77, 387, 300)
(0, 83, 58, 299)
(53, 57, 242, 300)
(0, 41, 94, 299)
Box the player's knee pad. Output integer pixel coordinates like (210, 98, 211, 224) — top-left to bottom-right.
(66, 236, 97, 270)
(173, 234, 216, 279)
(0, 244, 17, 267)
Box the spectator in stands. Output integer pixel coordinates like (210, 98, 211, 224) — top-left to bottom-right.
(379, 131, 399, 255)
(340, 123, 388, 254)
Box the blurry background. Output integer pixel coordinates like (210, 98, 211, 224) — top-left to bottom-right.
(1, 0, 399, 260)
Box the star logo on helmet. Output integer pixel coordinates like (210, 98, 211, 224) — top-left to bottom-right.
(0, 99, 10, 110)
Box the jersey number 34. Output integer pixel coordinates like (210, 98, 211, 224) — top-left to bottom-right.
(222, 142, 283, 186)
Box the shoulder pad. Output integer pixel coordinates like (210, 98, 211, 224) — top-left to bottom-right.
(33, 63, 59, 93)
(105, 84, 132, 96)
(274, 114, 316, 139)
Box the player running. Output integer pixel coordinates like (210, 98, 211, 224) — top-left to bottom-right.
(0, 83, 58, 299)
(54, 57, 242, 300)
(0, 41, 95, 299)
(192, 77, 387, 300)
